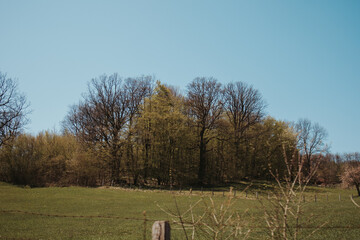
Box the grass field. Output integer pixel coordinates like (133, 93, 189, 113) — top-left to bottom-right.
(1, 181, 360, 239)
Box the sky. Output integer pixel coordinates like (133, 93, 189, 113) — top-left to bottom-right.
(0, 0, 359, 154)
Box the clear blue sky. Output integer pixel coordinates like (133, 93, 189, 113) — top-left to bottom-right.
(0, 0, 359, 154)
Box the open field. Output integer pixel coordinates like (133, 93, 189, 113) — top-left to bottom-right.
(1, 182, 360, 239)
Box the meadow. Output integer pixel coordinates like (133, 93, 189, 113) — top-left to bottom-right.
(0, 182, 360, 240)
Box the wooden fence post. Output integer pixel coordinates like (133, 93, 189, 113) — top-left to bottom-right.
(152, 221, 171, 240)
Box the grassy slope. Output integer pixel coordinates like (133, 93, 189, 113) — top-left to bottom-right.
(0, 182, 359, 239)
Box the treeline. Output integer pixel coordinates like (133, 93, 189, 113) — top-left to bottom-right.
(0, 129, 357, 187)
(62, 75, 296, 186)
(0, 73, 358, 187)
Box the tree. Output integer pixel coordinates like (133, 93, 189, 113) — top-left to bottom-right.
(341, 160, 360, 196)
(245, 117, 297, 180)
(136, 82, 195, 185)
(63, 74, 152, 184)
(223, 81, 266, 178)
(186, 77, 223, 185)
(123, 76, 153, 185)
(0, 131, 79, 187)
(295, 119, 328, 176)
(315, 153, 341, 186)
(0, 134, 38, 185)
(342, 152, 360, 162)
(0, 72, 29, 147)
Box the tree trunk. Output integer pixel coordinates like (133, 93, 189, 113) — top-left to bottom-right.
(111, 144, 121, 184)
(144, 142, 150, 181)
(198, 129, 206, 185)
(112, 156, 121, 184)
(306, 155, 312, 177)
(234, 137, 241, 176)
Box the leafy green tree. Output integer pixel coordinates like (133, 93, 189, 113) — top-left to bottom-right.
(137, 82, 196, 185)
(247, 117, 297, 179)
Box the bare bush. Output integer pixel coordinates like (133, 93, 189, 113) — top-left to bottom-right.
(260, 147, 326, 240)
(158, 190, 251, 240)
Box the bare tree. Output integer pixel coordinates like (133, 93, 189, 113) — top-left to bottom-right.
(295, 119, 328, 176)
(0, 72, 29, 147)
(124, 76, 153, 185)
(186, 77, 223, 185)
(342, 152, 360, 162)
(223, 81, 266, 175)
(63, 74, 152, 184)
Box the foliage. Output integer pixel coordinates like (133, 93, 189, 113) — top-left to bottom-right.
(0, 132, 101, 187)
(314, 154, 341, 186)
(136, 81, 197, 186)
(341, 161, 360, 196)
(0, 74, 349, 188)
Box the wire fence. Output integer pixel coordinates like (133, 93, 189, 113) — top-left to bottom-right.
(1, 188, 360, 239)
(0, 209, 154, 240)
(148, 187, 359, 205)
(2, 206, 360, 240)
(0, 209, 155, 221)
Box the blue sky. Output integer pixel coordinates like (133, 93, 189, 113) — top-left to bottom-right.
(0, 0, 359, 153)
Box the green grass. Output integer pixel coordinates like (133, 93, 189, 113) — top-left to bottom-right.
(0, 182, 360, 239)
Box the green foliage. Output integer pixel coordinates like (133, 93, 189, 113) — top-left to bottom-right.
(0, 132, 102, 186)
(0, 134, 40, 186)
(136, 82, 197, 185)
